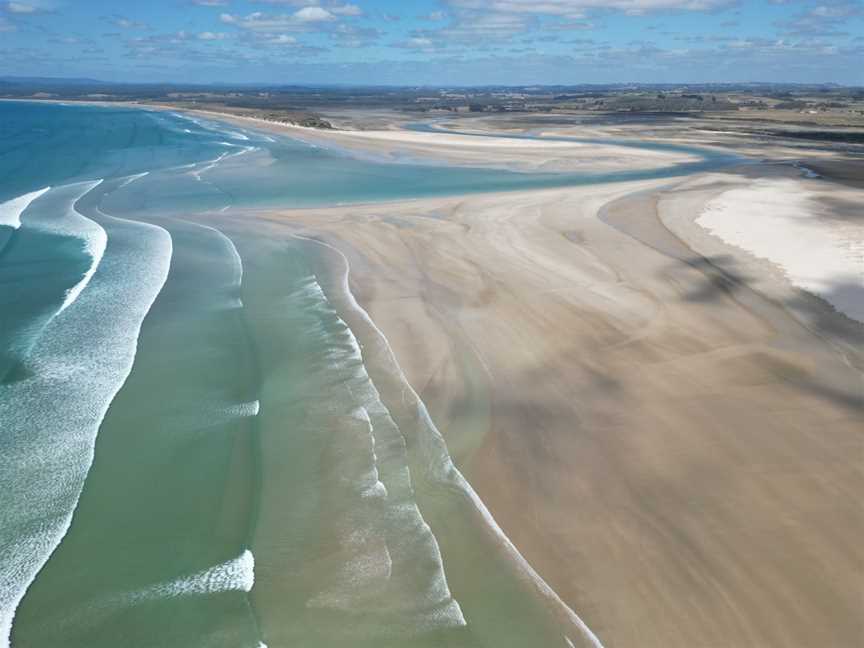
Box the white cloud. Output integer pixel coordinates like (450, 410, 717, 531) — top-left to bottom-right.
(409, 11, 534, 45)
(777, 1, 862, 36)
(330, 3, 362, 16)
(293, 6, 334, 21)
(220, 3, 363, 33)
(409, 0, 737, 48)
(5, 1, 37, 13)
(330, 22, 379, 46)
(222, 5, 370, 45)
(445, 0, 735, 19)
(2, 0, 57, 13)
(810, 3, 861, 19)
(6, 2, 38, 14)
(249, 0, 320, 4)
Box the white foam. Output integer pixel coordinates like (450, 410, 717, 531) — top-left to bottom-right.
(225, 144, 259, 158)
(231, 399, 261, 418)
(0, 187, 50, 229)
(118, 172, 149, 188)
(191, 153, 229, 182)
(59, 182, 108, 313)
(186, 145, 256, 183)
(167, 398, 261, 433)
(0, 188, 173, 648)
(170, 111, 251, 142)
(305, 398, 394, 612)
(180, 219, 244, 310)
(42, 549, 258, 640)
(226, 130, 250, 141)
(22, 181, 108, 315)
(171, 112, 207, 129)
(274, 268, 466, 629)
(143, 549, 255, 598)
(288, 270, 466, 630)
(292, 233, 605, 647)
(698, 178, 864, 323)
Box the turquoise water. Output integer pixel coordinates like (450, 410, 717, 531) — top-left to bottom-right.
(0, 101, 731, 648)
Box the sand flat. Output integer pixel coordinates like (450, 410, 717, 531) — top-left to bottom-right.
(227, 160, 864, 648)
(197, 112, 864, 648)
(183, 108, 703, 174)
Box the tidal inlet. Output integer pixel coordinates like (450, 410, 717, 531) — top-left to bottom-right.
(2, 6, 864, 648)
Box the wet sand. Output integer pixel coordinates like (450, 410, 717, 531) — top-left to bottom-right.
(215, 156, 864, 648)
(181, 108, 703, 174)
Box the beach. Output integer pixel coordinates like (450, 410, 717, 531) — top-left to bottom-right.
(178, 107, 708, 174)
(194, 112, 864, 648)
(2, 100, 862, 648)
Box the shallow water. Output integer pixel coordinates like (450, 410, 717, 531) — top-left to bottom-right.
(0, 101, 733, 648)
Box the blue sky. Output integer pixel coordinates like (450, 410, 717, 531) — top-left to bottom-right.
(1, 0, 862, 85)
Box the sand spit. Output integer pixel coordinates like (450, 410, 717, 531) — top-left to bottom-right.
(176, 108, 702, 174)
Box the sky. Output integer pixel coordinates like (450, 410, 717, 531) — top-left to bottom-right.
(1, 0, 862, 85)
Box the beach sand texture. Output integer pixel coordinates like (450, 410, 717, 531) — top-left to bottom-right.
(220, 151, 864, 648)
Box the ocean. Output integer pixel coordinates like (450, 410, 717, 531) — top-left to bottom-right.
(0, 100, 728, 648)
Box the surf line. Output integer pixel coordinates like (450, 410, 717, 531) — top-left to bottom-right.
(186, 144, 257, 183)
(291, 270, 463, 626)
(8, 180, 109, 335)
(173, 215, 269, 648)
(0, 187, 52, 260)
(0, 182, 174, 648)
(60, 181, 108, 313)
(289, 232, 605, 648)
(0, 187, 51, 230)
(117, 172, 149, 188)
(34, 549, 260, 642)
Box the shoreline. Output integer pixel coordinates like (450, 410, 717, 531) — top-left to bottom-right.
(178, 106, 716, 174)
(5, 98, 861, 647)
(228, 157, 863, 647)
(304, 231, 605, 647)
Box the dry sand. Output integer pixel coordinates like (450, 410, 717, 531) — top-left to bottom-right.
(694, 175, 863, 322)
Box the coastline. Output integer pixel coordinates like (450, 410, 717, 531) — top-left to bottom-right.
(4, 98, 861, 647)
(178, 103, 862, 646)
(159, 105, 710, 174)
(216, 158, 863, 647)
